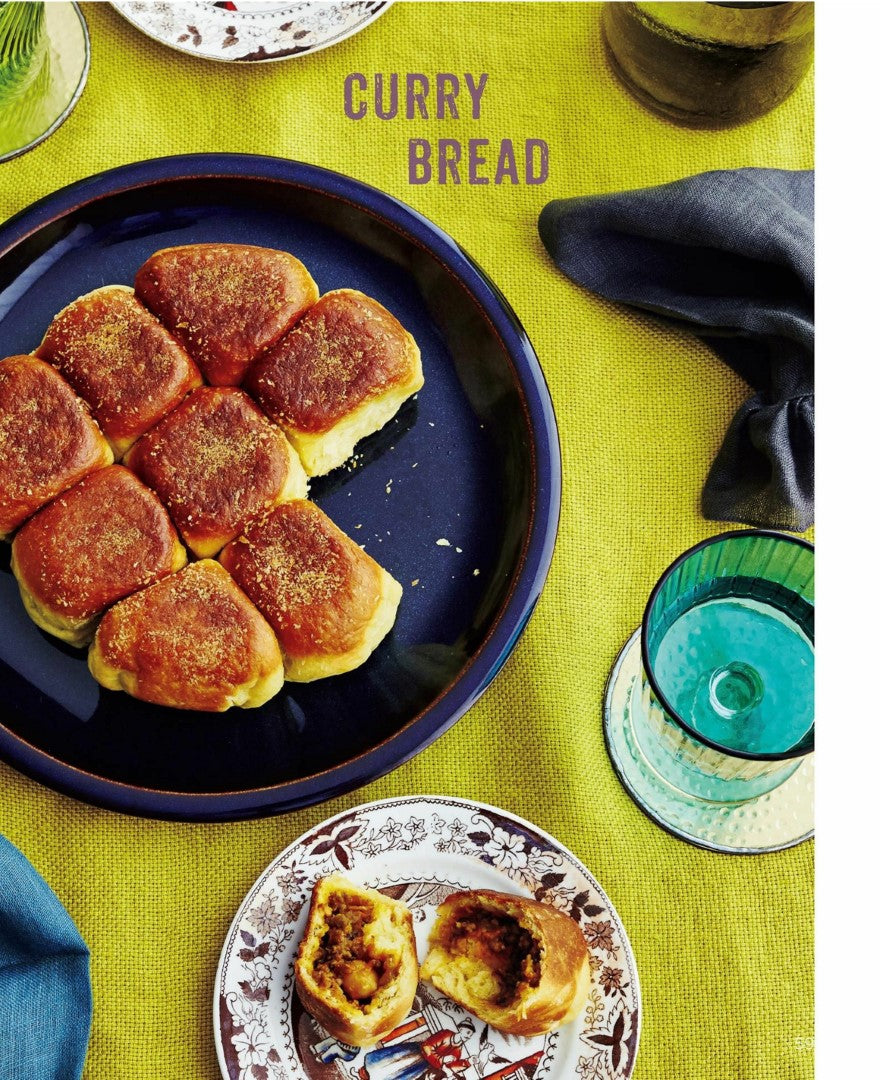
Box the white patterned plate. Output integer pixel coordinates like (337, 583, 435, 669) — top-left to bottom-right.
(214, 796, 640, 1080)
(112, 1, 392, 63)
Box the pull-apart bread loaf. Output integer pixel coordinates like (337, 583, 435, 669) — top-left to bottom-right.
(219, 501, 402, 682)
(11, 465, 187, 647)
(295, 875, 419, 1047)
(135, 243, 318, 386)
(0, 354, 113, 539)
(421, 889, 592, 1037)
(35, 285, 202, 458)
(89, 560, 283, 711)
(245, 289, 423, 476)
(3, 246, 421, 712)
(124, 386, 308, 558)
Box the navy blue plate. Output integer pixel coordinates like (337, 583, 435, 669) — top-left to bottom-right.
(0, 155, 560, 821)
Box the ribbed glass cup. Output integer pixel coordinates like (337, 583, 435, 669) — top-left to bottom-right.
(632, 531, 814, 803)
(0, 2, 89, 163)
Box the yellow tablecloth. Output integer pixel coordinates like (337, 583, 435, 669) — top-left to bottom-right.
(0, 4, 813, 1078)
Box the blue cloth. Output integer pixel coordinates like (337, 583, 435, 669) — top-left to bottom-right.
(0, 835, 91, 1079)
(538, 168, 814, 531)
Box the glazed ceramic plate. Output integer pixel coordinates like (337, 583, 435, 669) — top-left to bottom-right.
(0, 155, 560, 820)
(111, 1, 392, 62)
(214, 796, 641, 1080)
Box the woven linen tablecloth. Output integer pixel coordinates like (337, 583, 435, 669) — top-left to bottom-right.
(0, 4, 814, 1078)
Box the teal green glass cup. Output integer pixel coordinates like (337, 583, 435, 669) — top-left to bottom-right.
(604, 530, 814, 852)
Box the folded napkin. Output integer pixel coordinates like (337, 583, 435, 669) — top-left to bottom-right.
(0, 835, 91, 1079)
(538, 168, 814, 531)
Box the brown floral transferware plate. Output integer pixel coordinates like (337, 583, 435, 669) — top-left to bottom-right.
(111, 1, 392, 63)
(213, 796, 641, 1080)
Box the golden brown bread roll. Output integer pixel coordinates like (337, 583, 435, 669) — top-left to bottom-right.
(35, 285, 202, 458)
(0, 354, 113, 539)
(245, 289, 423, 476)
(134, 243, 318, 386)
(295, 874, 419, 1048)
(420, 889, 592, 1037)
(218, 501, 402, 682)
(11, 465, 187, 647)
(88, 560, 283, 711)
(124, 386, 308, 558)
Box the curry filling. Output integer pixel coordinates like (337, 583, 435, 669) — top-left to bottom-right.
(446, 907, 542, 1006)
(312, 893, 393, 1008)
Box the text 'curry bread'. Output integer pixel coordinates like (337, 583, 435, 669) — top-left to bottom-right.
(295, 875, 419, 1047)
(245, 289, 423, 476)
(218, 500, 402, 682)
(124, 386, 308, 558)
(134, 243, 318, 386)
(0, 354, 113, 538)
(420, 889, 592, 1037)
(88, 560, 284, 711)
(11, 465, 187, 647)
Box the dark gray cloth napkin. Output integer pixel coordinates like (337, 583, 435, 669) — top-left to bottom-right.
(538, 168, 814, 531)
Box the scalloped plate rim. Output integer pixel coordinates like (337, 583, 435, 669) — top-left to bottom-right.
(109, 1, 394, 63)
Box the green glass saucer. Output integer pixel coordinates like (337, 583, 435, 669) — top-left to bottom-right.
(604, 629, 814, 854)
